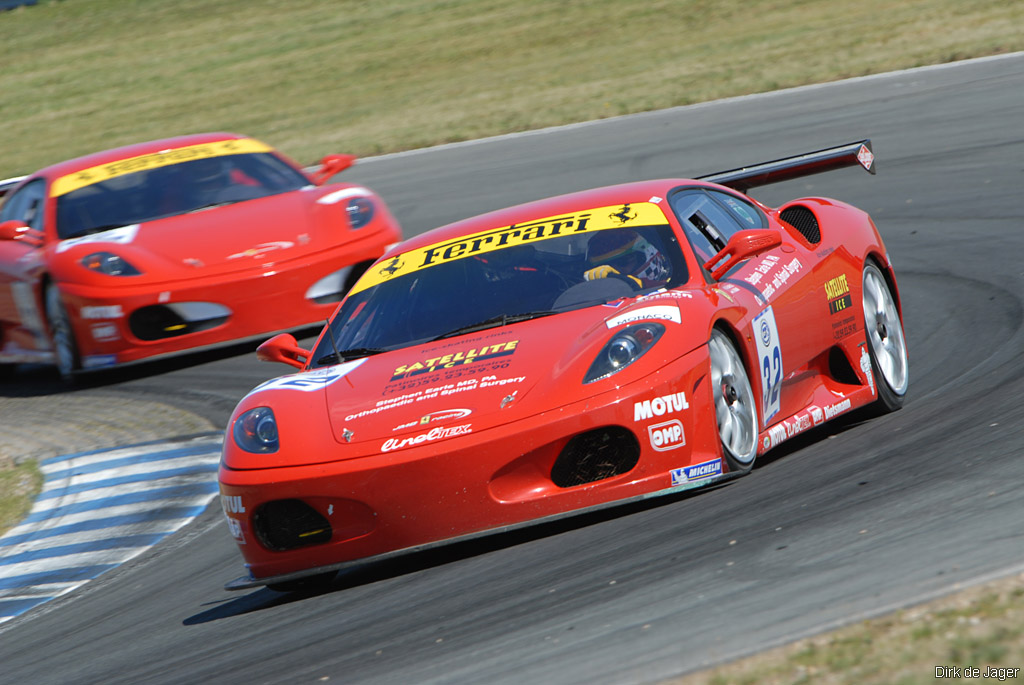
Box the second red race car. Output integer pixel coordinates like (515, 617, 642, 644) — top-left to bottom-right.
(218, 140, 909, 592)
(0, 132, 402, 379)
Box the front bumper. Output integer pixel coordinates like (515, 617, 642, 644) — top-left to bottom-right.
(60, 232, 395, 370)
(219, 347, 729, 587)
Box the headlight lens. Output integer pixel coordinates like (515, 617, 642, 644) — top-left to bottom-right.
(346, 197, 375, 229)
(233, 407, 280, 453)
(81, 251, 141, 276)
(584, 322, 665, 383)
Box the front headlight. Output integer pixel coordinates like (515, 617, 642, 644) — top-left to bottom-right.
(584, 323, 665, 383)
(81, 251, 141, 276)
(233, 407, 280, 453)
(346, 197, 375, 229)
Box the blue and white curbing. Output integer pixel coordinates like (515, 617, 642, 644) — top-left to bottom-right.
(0, 433, 223, 624)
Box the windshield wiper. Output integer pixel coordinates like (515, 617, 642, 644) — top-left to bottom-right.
(63, 224, 129, 240)
(431, 311, 557, 341)
(315, 347, 388, 365)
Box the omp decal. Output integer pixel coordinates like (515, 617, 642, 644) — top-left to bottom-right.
(754, 306, 783, 422)
(350, 202, 669, 295)
(670, 458, 721, 485)
(80, 305, 124, 320)
(316, 186, 373, 205)
(50, 138, 273, 197)
(56, 224, 140, 254)
(380, 423, 472, 453)
(605, 304, 681, 328)
(248, 359, 366, 397)
(825, 273, 853, 314)
(89, 323, 119, 342)
(648, 420, 685, 451)
(391, 340, 519, 379)
(634, 392, 688, 421)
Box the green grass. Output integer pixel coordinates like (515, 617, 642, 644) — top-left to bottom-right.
(1, 0, 1023, 678)
(1, 0, 1021, 177)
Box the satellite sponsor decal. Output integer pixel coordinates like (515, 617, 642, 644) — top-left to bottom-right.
(825, 273, 853, 315)
(391, 340, 519, 380)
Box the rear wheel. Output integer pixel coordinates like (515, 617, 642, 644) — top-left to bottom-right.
(862, 261, 908, 412)
(709, 328, 758, 472)
(45, 285, 80, 382)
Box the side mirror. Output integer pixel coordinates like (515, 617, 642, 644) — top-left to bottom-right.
(257, 333, 310, 369)
(0, 220, 32, 242)
(703, 229, 783, 280)
(309, 154, 357, 186)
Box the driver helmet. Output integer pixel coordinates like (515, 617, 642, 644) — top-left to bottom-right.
(587, 229, 670, 283)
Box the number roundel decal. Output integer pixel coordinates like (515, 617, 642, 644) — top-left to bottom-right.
(753, 307, 783, 422)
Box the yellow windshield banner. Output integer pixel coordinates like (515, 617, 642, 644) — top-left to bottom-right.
(50, 138, 274, 197)
(351, 202, 668, 295)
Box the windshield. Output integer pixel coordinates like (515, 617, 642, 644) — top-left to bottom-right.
(309, 202, 688, 368)
(54, 152, 309, 240)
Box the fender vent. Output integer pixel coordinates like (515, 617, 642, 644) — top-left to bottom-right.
(780, 205, 820, 244)
(551, 427, 640, 488)
(253, 499, 332, 551)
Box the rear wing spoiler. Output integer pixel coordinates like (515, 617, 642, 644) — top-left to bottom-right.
(0, 175, 27, 201)
(697, 140, 875, 193)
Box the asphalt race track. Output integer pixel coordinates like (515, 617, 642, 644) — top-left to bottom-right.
(1, 54, 1022, 684)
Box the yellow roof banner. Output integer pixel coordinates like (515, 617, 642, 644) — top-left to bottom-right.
(50, 138, 273, 198)
(351, 201, 669, 295)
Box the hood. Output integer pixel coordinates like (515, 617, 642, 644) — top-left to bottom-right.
(53, 188, 354, 281)
(323, 296, 702, 452)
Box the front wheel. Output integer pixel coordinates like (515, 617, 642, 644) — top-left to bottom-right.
(861, 261, 908, 412)
(709, 328, 758, 472)
(45, 285, 81, 382)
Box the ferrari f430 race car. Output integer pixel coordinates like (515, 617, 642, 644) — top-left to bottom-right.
(219, 140, 908, 591)
(0, 132, 401, 379)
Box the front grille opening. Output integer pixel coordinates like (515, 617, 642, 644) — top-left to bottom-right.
(253, 499, 333, 551)
(551, 427, 640, 488)
(128, 304, 228, 341)
(780, 205, 821, 244)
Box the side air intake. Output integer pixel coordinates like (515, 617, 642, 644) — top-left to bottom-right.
(780, 205, 821, 244)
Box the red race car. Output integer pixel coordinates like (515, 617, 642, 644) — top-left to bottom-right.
(0, 132, 402, 379)
(219, 141, 909, 592)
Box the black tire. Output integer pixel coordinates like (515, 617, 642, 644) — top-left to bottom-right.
(45, 285, 81, 382)
(708, 328, 758, 472)
(861, 260, 909, 413)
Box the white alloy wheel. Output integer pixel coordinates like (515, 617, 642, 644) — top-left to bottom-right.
(709, 329, 758, 470)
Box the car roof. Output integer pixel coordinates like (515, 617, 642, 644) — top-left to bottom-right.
(391, 178, 715, 255)
(35, 132, 255, 179)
